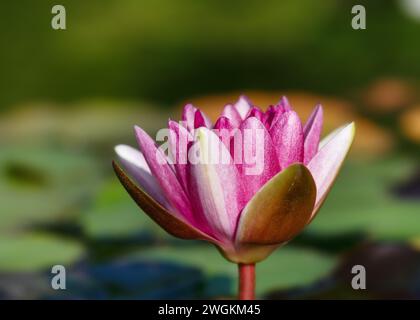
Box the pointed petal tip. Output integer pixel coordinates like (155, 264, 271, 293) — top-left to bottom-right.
(133, 125, 151, 149)
(315, 103, 323, 112)
(234, 95, 252, 119)
(114, 144, 143, 166)
(114, 144, 126, 154)
(133, 124, 144, 135)
(303, 104, 324, 164)
(346, 121, 356, 146)
(114, 143, 146, 163)
(349, 121, 356, 132)
(279, 96, 291, 109)
(307, 121, 356, 220)
(214, 116, 233, 129)
(183, 103, 195, 110)
(316, 104, 324, 118)
(338, 122, 356, 143)
(238, 94, 252, 104)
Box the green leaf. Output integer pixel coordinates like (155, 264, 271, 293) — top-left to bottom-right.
(81, 178, 172, 240)
(0, 101, 168, 149)
(0, 146, 100, 233)
(132, 244, 337, 296)
(0, 233, 84, 272)
(308, 157, 418, 241)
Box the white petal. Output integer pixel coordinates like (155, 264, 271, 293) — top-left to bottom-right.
(307, 123, 355, 217)
(235, 96, 252, 119)
(115, 144, 168, 207)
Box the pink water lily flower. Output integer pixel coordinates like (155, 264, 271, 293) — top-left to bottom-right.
(113, 96, 355, 299)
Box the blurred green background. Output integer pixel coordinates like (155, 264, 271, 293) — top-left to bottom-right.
(0, 0, 420, 299)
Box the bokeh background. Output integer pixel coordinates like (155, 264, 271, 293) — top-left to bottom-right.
(1, 0, 420, 299)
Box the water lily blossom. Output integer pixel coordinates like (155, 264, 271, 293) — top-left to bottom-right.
(113, 96, 355, 299)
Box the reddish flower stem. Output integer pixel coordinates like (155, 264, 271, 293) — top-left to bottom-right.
(238, 263, 255, 300)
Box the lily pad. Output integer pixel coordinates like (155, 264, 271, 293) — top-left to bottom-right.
(58, 100, 169, 150)
(0, 146, 100, 233)
(308, 157, 419, 241)
(0, 100, 169, 150)
(132, 244, 337, 296)
(81, 178, 171, 241)
(266, 242, 420, 299)
(0, 233, 84, 272)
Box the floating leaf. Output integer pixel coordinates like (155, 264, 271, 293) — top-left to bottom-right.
(0, 233, 84, 272)
(0, 146, 100, 232)
(308, 157, 419, 241)
(0, 101, 168, 150)
(81, 178, 172, 241)
(132, 244, 336, 296)
(266, 243, 420, 299)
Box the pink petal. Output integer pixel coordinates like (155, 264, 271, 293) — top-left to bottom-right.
(303, 104, 323, 164)
(114, 144, 169, 208)
(194, 111, 206, 129)
(194, 109, 212, 129)
(262, 105, 276, 128)
(269, 106, 289, 129)
(278, 96, 291, 111)
(234, 95, 252, 119)
(214, 116, 234, 150)
(265, 96, 292, 129)
(307, 122, 355, 218)
(134, 126, 194, 223)
(245, 106, 264, 122)
(113, 161, 219, 243)
(269, 111, 304, 169)
(194, 109, 212, 128)
(168, 120, 193, 190)
(188, 127, 245, 242)
(262, 97, 290, 128)
(237, 117, 281, 203)
(214, 116, 234, 131)
(181, 104, 197, 131)
(222, 104, 242, 128)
